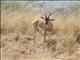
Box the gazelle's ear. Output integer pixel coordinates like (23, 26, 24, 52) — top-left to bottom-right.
(50, 19, 55, 21)
(49, 14, 52, 16)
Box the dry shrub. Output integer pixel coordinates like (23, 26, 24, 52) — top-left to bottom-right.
(53, 16, 80, 35)
(51, 15, 80, 54)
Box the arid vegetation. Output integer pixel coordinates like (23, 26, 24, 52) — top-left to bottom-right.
(1, 1, 80, 60)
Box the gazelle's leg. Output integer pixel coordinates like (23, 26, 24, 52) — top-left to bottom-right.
(33, 32, 37, 40)
(33, 34, 36, 40)
(49, 32, 53, 40)
(48, 33, 51, 40)
(33, 32, 38, 48)
(44, 31, 47, 42)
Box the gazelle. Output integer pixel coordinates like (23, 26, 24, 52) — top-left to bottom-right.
(32, 14, 55, 42)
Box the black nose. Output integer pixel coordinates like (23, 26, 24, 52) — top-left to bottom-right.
(46, 21, 48, 25)
(45, 20, 48, 25)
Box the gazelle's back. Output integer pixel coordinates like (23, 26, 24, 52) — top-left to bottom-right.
(33, 20, 53, 33)
(33, 20, 45, 33)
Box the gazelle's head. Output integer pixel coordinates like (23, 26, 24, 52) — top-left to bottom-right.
(40, 14, 55, 25)
(40, 13, 55, 22)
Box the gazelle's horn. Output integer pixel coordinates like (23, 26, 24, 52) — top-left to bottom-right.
(47, 13, 52, 18)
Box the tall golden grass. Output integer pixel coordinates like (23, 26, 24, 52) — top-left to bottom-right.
(1, 11, 80, 33)
(1, 9, 80, 51)
(1, 2, 80, 59)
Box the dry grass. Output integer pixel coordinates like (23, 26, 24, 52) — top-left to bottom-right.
(1, 2, 80, 60)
